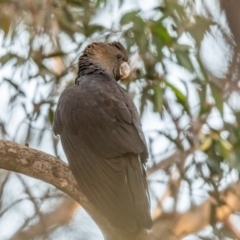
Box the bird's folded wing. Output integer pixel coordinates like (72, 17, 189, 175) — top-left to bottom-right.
(54, 81, 148, 164)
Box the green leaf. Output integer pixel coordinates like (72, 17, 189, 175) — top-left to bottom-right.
(165, 81, 185, 103)
(197, 54, 209, 82)
(172, 43, 191, 52)
(120, 11, 144, 32)
(207, 157, 222, 175)
(66, 0, 83, 7)
(151, 21, 172, 45)
(58, 18, 76, 39)
(85, 24, 104, 37)
(48, 107, 54, 124)
(63, 7, 74, 23)
(175, 50, 194, 73)
(188, 16, 214, 46)
(166, 1, 185, 18)
(152, 84, 163, 113)
(210, 83, 223, 116)
(0, 53, 17, 66)
(140, 86, 149, 116)
(216, 139, 231, 162)
(0, 16, 11, 38)
(165, 80, 189, 113)
(43, 51, 65, 58)
(234, 111, 240, 127)
(200, 136, 212, 151)
(96, 0, 107, 7)
(192, 80, 211, 117)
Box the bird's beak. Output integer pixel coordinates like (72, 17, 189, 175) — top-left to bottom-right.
(119, 62, 130, 79)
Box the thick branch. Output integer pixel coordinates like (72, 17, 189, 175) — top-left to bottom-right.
(0, 139, 149, 240)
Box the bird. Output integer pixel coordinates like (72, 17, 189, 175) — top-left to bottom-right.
(53, 42, 152, 233)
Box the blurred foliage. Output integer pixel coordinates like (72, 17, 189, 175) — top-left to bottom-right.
(0, 0, 239, 239)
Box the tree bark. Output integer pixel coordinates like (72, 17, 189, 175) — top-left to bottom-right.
(0, 139, 149, 240)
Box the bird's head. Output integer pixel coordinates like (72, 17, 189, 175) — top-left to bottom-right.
(76, 42, 130, 82)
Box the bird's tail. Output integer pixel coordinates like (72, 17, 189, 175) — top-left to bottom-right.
(126, 154, 153, 230)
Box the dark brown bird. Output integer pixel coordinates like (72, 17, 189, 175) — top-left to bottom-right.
(53, 42, 152, 232)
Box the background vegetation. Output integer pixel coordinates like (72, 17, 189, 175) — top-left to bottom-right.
(0, 0, 240, 239)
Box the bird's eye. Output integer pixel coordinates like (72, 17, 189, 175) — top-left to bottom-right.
(117, 54, 122, 59)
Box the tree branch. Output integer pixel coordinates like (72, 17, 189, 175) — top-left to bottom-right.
(0, 139, 149, 240)
(151, 181, 240, 239)
(10, 197, 79, 240)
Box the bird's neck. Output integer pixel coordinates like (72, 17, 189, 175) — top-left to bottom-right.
(78, 56, 102, 74)
(75, 57, 115, 84)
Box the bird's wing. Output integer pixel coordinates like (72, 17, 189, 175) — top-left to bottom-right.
(54, 75, 148, 164)
(54, 74, 152, 230)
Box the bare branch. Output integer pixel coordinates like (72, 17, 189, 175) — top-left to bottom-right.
(151, 181, 240, 239)
(11, 197, 79, 240)
(0, 139, 149, 240)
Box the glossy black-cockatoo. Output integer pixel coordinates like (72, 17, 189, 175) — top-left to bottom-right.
(53, 42, 152, 232)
